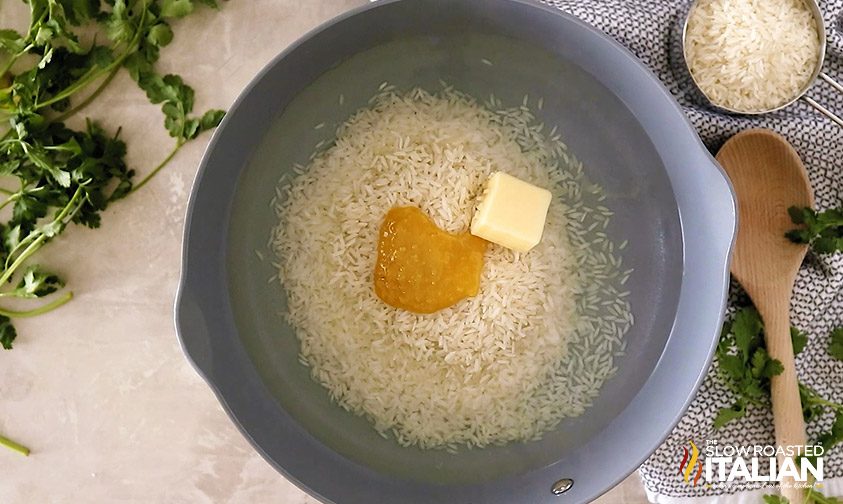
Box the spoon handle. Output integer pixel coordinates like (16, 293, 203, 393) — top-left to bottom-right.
(760, 303, 806, 504)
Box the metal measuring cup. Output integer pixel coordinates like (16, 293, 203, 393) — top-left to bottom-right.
(671, 0, 843, 126)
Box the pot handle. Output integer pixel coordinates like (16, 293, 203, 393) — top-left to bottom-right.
(704, 150, 739, 246)
(174, 284, 214, 379)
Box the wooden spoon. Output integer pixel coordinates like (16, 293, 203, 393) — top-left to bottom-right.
(716, 129, 814, 504)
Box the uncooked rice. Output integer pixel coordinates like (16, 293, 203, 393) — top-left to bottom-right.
(685, 0, 820, 112)
(271, 85, 632, 449)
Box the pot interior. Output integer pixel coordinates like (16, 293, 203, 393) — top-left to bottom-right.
(225, 5, 683, 486)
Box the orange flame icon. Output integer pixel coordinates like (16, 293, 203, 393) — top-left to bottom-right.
(678, 440, 704, 486)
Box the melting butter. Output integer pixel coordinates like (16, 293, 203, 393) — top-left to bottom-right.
(374, 206, 487, 314)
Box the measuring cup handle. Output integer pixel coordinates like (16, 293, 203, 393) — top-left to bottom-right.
(801, 95, 843, 128)
(801, 72, 843, 127)
(819, 72, 843, 94)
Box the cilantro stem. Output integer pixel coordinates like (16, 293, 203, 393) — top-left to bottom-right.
(805, 396, 843, 412)
(0, 45, 34, 78)
(53, 65, 121, 123)
(1, 233, 48, 285)
(36, 8, 147, 112)
(0, 291, 72, 318)
(4, 226, 39, 270)
(0, 179, 23, 211)
(2, 186, 84, 279)
(131, 141, 183, 194)
(804, 484, 838, 504)
(25, 4, 48, 40)
(0, 434, 29, 456)
(36, 65, 112, 111)
(0, 2, 44, 79)
(0, 58, 17, 80)
(0, 194, 19, 213)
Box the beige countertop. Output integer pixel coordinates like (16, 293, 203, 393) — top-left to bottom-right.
(0, 2, 648, 502)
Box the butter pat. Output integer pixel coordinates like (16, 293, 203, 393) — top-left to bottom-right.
(470, 172, 552, 253)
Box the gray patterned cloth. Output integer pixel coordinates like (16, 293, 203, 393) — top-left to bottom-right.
(539, 0, 843, 500)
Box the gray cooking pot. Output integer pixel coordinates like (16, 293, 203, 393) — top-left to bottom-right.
(175, 0, 737, 502)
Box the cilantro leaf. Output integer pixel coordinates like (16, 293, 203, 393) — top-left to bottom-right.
(11, 266, 63, 298)
(751, 348, 773, 378)
(12, 193, 49, 227)
(57, 0, 100, 25)
(788, 205, 810, 225)
(0, 29, 26, 55)
(131, 71, 223, 143)
(198, 109, 225, 134)
(714, 401, 746, 429)
(791, 326, 808, 355)
(733, 307, 762, 364)
(799, 384, 827, 423)
(743, 380, 769, 401)
(104, 0, 134, 44)
(816, 411, 843, 453)
(762, 357, 784, 378)
(0, 316, 17, 350)
(160, 0, 195, 18)
(147, 23, 174, 47)
(830, 327, 843, 362)
(29, 0, 83, 54)
(719, 354, 745, 381)
(786, 206, 843, 254)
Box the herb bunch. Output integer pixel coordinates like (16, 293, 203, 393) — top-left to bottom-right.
(715, 307, 843, 454)
(710, 201, 843, 503)
(0, 0, 225, 350)
(715, 307, 843, 503)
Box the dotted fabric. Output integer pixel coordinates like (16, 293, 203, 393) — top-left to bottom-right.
(540, 0, 843, 498)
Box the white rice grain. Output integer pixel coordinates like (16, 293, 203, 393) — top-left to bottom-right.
(685, 0, 820, 112)
(272, 85, 631, 449)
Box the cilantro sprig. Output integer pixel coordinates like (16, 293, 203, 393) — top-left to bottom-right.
(0, 0, 225, 351)
(786, 206, 843, 255)
(716, 307, 843, 442)
(735, 202, 843, 503)
(716, 306, 843, 503)
(713, 307, 784, 428)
